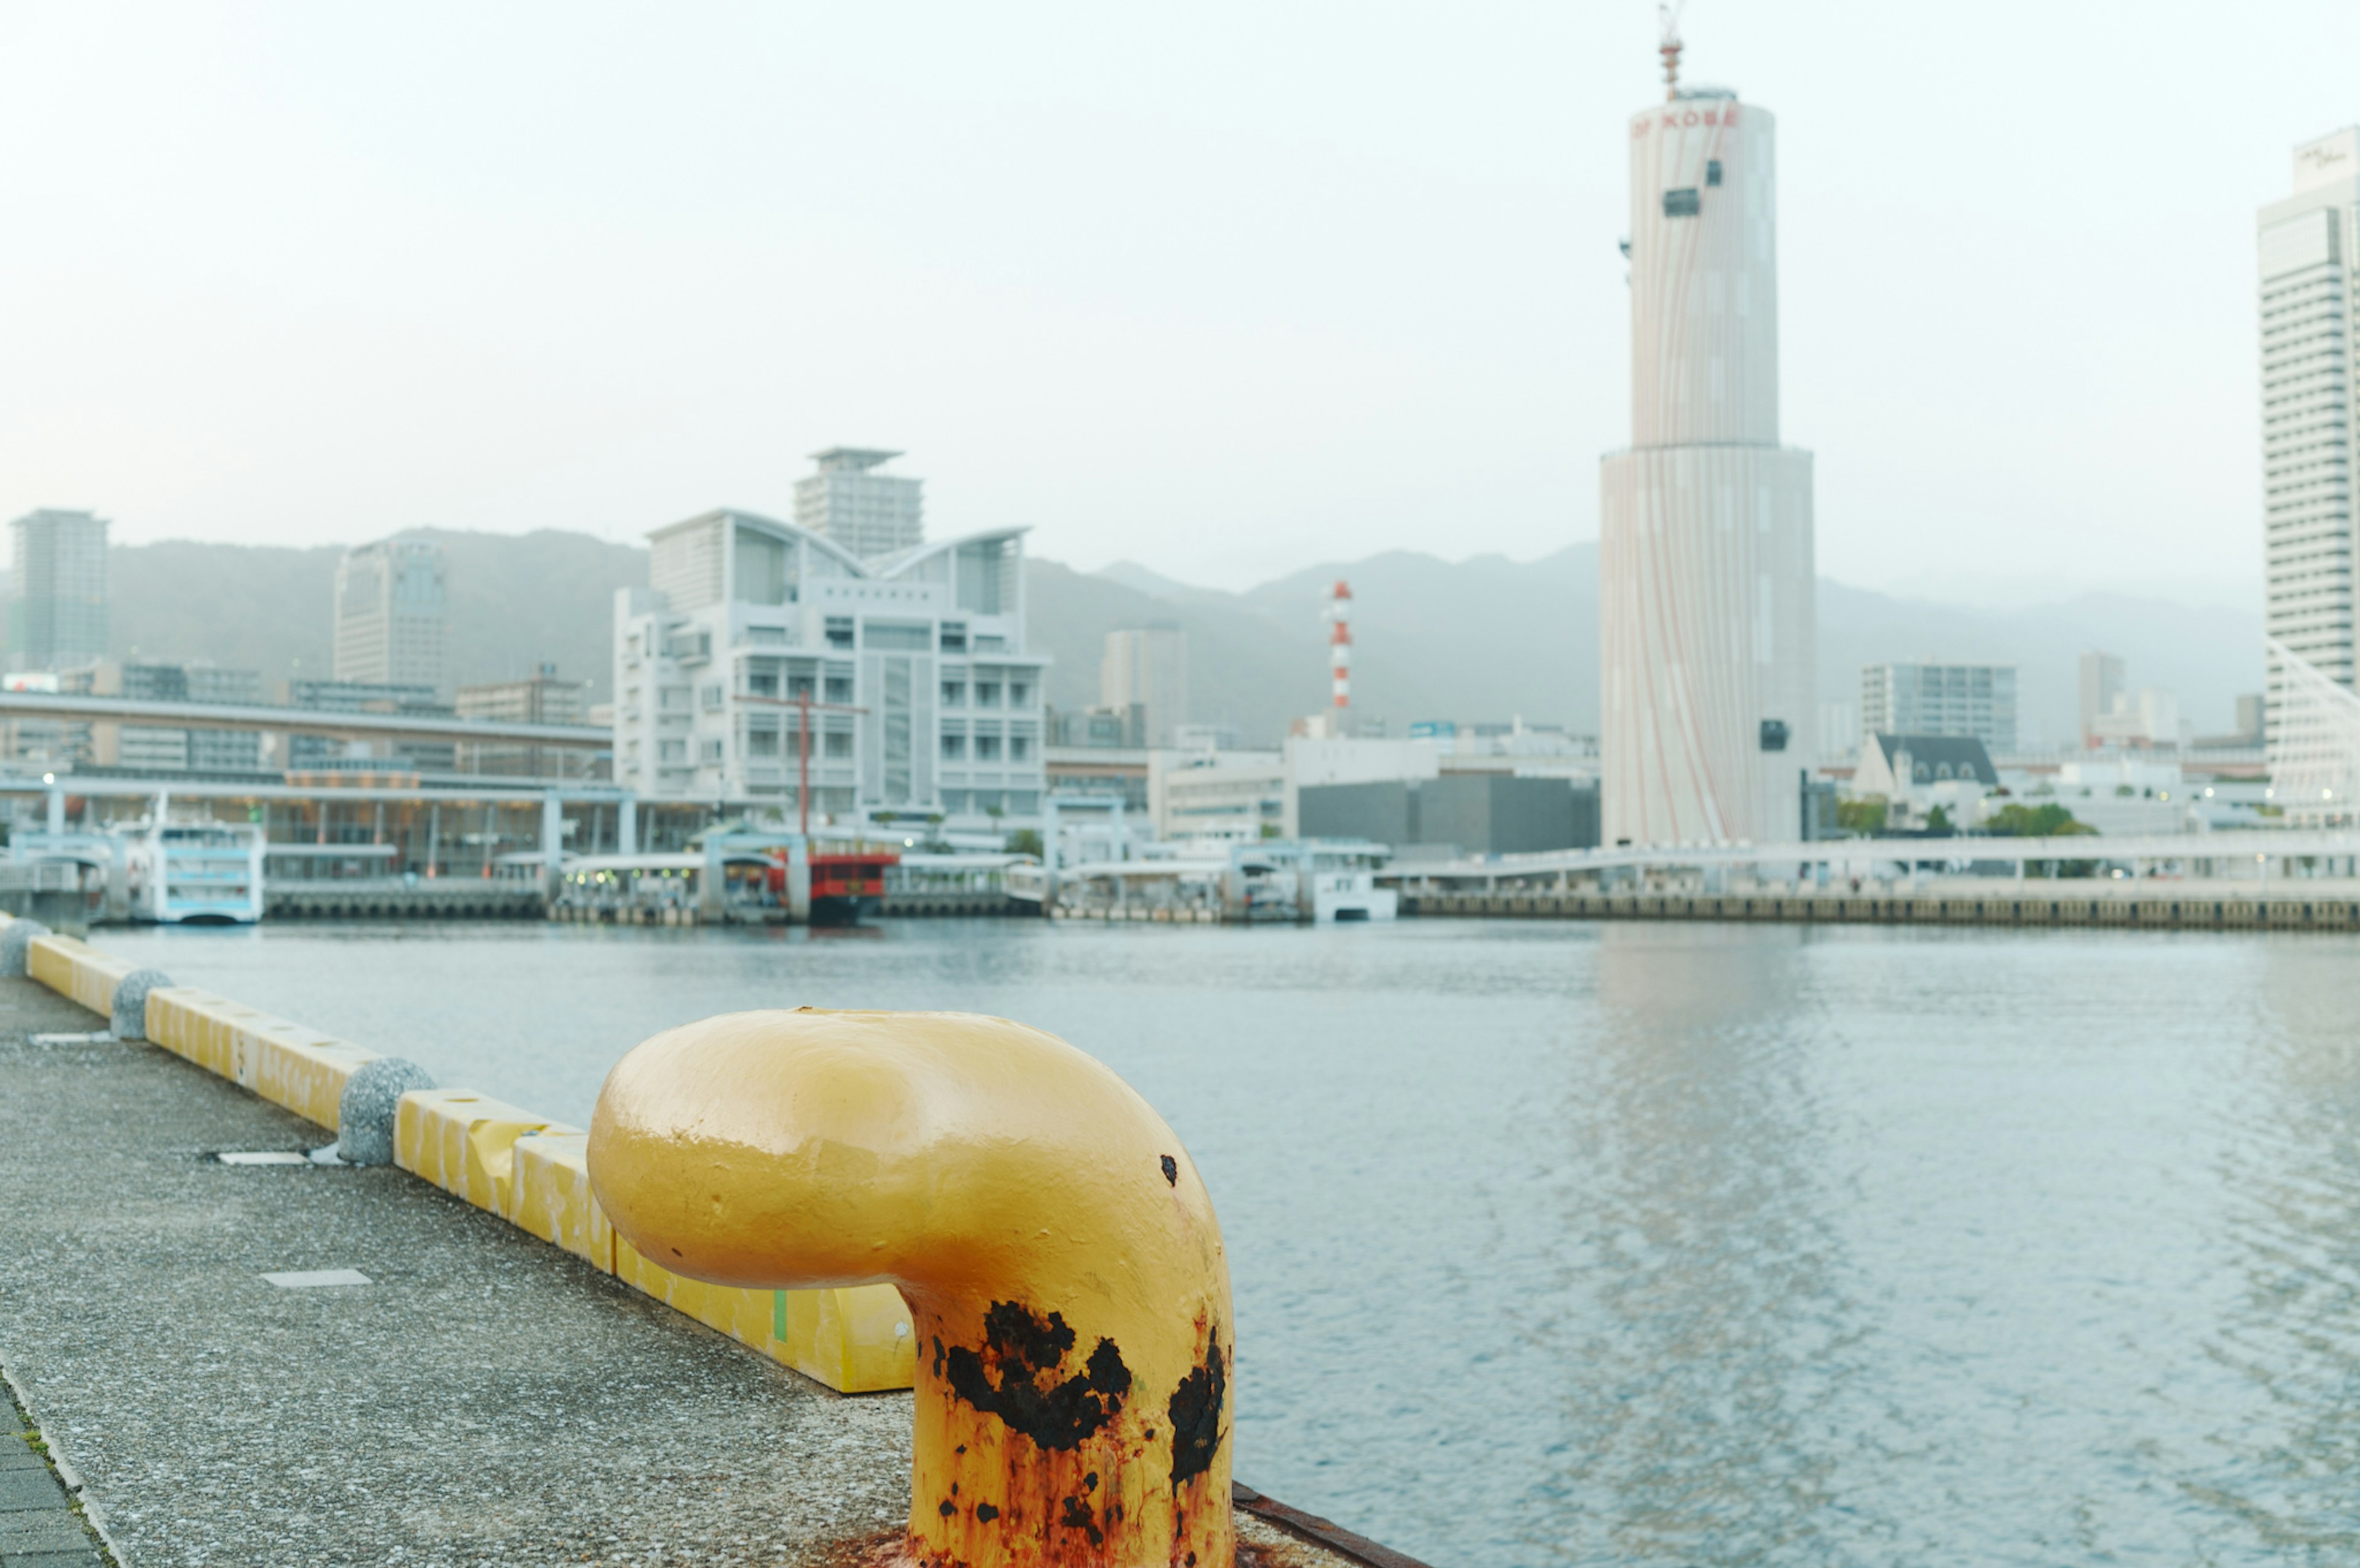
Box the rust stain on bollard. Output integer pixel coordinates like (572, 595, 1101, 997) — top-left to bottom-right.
(588, 1008, 1235, 1567)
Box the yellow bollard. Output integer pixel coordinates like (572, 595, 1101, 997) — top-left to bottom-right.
(588, 1009, 1233, 1567)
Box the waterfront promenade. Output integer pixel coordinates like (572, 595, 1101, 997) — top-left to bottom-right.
(0, 971, 1367, 1566)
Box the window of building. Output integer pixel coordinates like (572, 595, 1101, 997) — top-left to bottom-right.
(749, 670, 778, 698)
(824, 731, 852, 759)
(1010, 735, 1031, 761)
(977, 683, 1002, 708)
(789, 674, 814, 700)
(1705, 159, 1723, 187)
(1663, 187, 1700, 218)
(748, 727, 778, 758)
(701, 737, 725, 764)
(942, 733, 966, 759)
(659, 739, 686, 762)
(825, 617, 856, 650)
(940, 622, 968, 653)
(1010, 682, 1031, 707)
(940, 789, 969, 813)
(825, 676, 853, 705)
(1009, 791, 1039, 815)
(977, 734, 1002, 761)
(866, 620, 932, 652)
(659, 686, 688, 710)
(942, 681, 966, 707)
(701, 684, 724, 711)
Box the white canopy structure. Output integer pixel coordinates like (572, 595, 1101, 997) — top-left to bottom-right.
(2267, 635, 2360, 822)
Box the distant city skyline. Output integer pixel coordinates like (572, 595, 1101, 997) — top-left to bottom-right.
(0, 4, 2352, 598)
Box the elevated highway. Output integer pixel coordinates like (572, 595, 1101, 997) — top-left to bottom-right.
(0, 689, 607, 748)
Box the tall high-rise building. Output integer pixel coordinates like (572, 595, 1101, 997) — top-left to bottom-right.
(794, 448, 924, 560)
(1861, 662, 2018, 753)
(334, 537, 447, 696)
(7, 509, 109, 673)
(1598, 38, 1816, 846)
(2259, 128, 2360, 742)
(1099, 626, 1189, 748)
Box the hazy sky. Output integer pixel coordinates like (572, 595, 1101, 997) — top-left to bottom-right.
(1, 3, 2351, 605)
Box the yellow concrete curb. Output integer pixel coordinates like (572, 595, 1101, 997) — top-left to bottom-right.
(26, 934, 138, 1019)
(8, 919, 915, 1395)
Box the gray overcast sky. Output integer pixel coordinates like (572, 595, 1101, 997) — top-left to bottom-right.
(0, 2, 2350, 605)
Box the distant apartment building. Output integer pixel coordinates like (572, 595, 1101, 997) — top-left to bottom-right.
(76, 662, 265, 772)
(8, 509, 108, 674)
(455, 663, 592, 778)
(1099, 626, 1188, 749)
(1149, 749, 1284, 842)
(2259, 127, 2360, 739)
(1859, 662, 2018, 753)
(613, 508, 1045, 824)
(334, 537, 447, 696)
(793, 449, 924, 562)
(286, 677, 452, 773)
(2088, 687, 2182, 749)
(1050, 705, 1142, 748)
(2079, 650, 2126, 743)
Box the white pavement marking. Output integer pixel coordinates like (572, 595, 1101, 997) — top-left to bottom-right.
(28, 1031, 114, 1045)
(261, 1269, 372, 1288)
(218, 1151, 312, 1166)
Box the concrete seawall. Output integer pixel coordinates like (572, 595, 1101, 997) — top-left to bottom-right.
(1404, 886, 2360, 931)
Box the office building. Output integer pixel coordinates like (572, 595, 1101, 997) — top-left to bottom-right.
(1860, 662, 2018, 753)
(1299, 775, 1600, 859)
(1597, 55, 1817, 845)
(614, 509, 1046, 823)
(335, 537, 448, 696)
(457, 663, 592, 778)
(2260, 128, 2360, 739)
(794, 449, 924, 561)
(2079, 650, 2126, 744)
(1099, 626, 1189, 749)
(8, 509, 109, 674)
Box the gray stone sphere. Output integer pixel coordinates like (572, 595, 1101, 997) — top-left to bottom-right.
(335, 1057, 437, 1166)
(0, 920, 50, 978)
(110, 968, 174, 1041)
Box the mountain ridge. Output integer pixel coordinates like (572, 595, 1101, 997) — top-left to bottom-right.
(58, 531, 2257, 746)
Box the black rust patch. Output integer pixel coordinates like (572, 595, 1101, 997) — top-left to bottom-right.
(1058, 1494, 1106, 1546)
(975, 1502, 1000, 1523)
(1160, 1154, 1179, 1185)
(1166, 1326, 1226, 1488)
(942, 1301, 1133, 1451)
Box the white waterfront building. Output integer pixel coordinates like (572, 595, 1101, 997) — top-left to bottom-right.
(2259, 127, 2360, 741)
(613, 509, 1047, 826)
(1599, 80, 1817, 846)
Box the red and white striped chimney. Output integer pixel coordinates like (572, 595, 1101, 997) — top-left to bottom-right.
(1326, 579, 1353, 710)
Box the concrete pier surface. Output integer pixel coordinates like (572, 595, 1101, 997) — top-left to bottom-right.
(0, 978, 1362, 1567)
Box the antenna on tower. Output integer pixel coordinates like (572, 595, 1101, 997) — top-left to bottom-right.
(1658, 1, 1685, 101)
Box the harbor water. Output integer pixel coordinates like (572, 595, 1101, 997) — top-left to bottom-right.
(100, 917, 2360, 1566)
